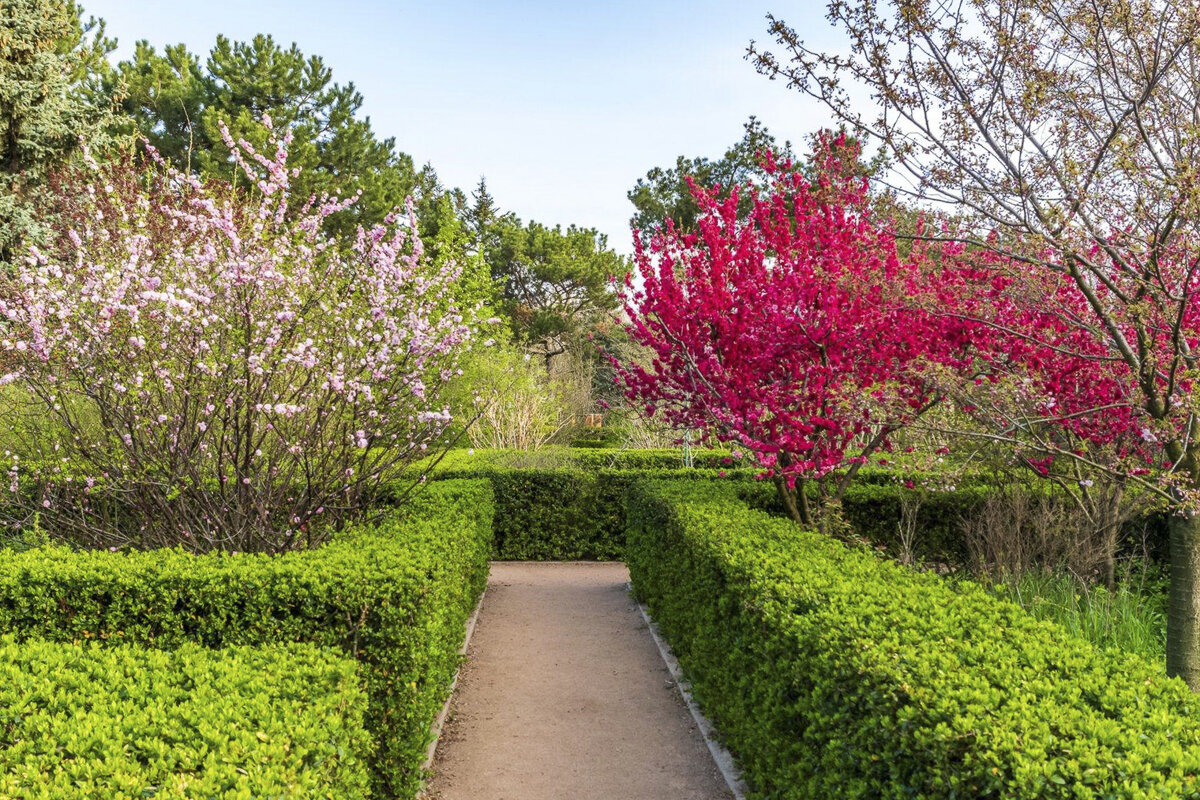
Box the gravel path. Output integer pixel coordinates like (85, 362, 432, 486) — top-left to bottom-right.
(424, 561, 734, 800)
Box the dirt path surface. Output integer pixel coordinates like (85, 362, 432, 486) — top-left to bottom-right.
(424, 561, 734, 800)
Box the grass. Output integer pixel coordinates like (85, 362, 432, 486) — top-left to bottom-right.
(982, 562, 1168, 665)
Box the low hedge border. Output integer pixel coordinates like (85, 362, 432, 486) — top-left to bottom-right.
(0, 479, 493, 799)
(415, 449, 992, 562)
(626, 479, 1200, 799)
(0, 637, 371, 798)
(420, 449, 1168, 565)
(414, 464, 764, 560)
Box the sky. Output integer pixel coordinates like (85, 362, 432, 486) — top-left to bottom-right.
(81, 1, 838, 254)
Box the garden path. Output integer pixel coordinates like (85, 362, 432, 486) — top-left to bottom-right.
(423, 561, 734, 800)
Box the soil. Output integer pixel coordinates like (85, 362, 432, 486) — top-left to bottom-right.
(423, 561, 734, 800)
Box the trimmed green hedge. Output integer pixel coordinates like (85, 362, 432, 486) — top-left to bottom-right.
(0, 637, 370, 798)
(626, 480, 1200, 799)
(424, 446, 737, 472)
(419, 448, 1004, 562)
(418, 462, 758, 560)
(419, 448, 990, 562)
(419, 449, 1156, 567)
(0, 479, 493, 799)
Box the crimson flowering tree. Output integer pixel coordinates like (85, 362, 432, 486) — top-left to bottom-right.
(613, 142, 971, 525)
(931, 242, 1150, 464)
(750, 0, 1200, 686)
(0, 118, 481, 552)
(920, 240, 1162, 585)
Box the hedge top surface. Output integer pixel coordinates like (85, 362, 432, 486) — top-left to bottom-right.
(414, 446, 999, 491)
(0, 636, 371, 799)
(414, 446, 738, 473)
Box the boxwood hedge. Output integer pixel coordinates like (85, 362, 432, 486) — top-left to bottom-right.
(0, 479, 493, 799)
(417, 448, 993, 563)
(417, 462, 762, 560)
(626, 479, 1200, 799)
(0, 637, 370, 798)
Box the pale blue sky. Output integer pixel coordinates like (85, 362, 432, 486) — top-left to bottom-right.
(82, 1, 835, 254)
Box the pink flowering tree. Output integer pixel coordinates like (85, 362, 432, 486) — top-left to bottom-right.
(0, 119, 480, 552)
(749, 0, 1200, 686)
(916, 240, 1162, 585)
(613, 142, 971, 526)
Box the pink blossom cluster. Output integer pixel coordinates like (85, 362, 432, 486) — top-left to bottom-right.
(0, 118, 478, 550)
(928, 234, 1186, 484)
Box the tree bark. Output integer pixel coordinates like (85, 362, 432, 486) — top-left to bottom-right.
(1098, 483, 1123, 591)
(774, 475, 814, 527)
(1167, 511, 1200, 689)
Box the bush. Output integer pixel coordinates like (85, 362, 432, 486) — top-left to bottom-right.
(0, 478, 493, 799)
(626, 480, 1200, 799)
(0, 124, 479, 552)
(416, 450, 756, 559)
(571, 447, 736, 470)
(421, 446, 737, 472)
(0, 637, 371, 798)
(839, 482, 993, 563)
(416, 449, 1005, 563)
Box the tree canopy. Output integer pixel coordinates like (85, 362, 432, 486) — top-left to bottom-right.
(105, 33, 433, 234)
(483, 213, 625, 368)
(0, 0, 113, 266)
(750, 0, 1200, 687)
(627, 116, 796, 238)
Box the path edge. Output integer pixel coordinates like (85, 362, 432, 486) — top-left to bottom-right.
(419, 584, 488, 790)
(630, 581, 749, 800)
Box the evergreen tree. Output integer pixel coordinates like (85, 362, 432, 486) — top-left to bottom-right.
(465, 177, 498, 255)
(0, 0, 113, 267)
(107, 34, 429, 234)
(484, 214, 625, 369)
(627, 116, 795, 238)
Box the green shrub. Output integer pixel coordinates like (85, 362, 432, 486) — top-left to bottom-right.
(0, 637, 371, 798)
(0, 479, 493, 799)
(415, 446, 738, 474)
(570, 448, 736, 470)
(413, 448, 1002, 563)
(418, 458, 756, 560)
(839, 482, 993, 563)
(626, 480, 1200, 799)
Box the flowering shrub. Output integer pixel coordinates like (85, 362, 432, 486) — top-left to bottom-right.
(0, 118, 478, 551)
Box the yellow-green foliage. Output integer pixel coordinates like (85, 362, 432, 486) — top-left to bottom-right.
(626, 480, 1200, 799)
(0, 637, 370, 798)
(0, 479, 493, 799)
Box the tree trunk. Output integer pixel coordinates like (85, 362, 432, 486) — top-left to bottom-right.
(1167, 511, 1200, 690)
(774, 475, 813, 527)
(1099, 484, 1123, 591)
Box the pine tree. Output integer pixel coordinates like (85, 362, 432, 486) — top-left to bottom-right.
(108, 34, 429, 235)
(0, 0, 112, 267)
(466, 177, 498, 255)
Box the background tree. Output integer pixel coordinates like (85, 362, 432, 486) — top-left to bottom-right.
(751, 0, 1200, 687)
(482, 213, 624, 372)
(106, 33, 432, 235)
(465, 177, 499, 255)
(627, 116, 796, 238)
(0, 0, 113, 268)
